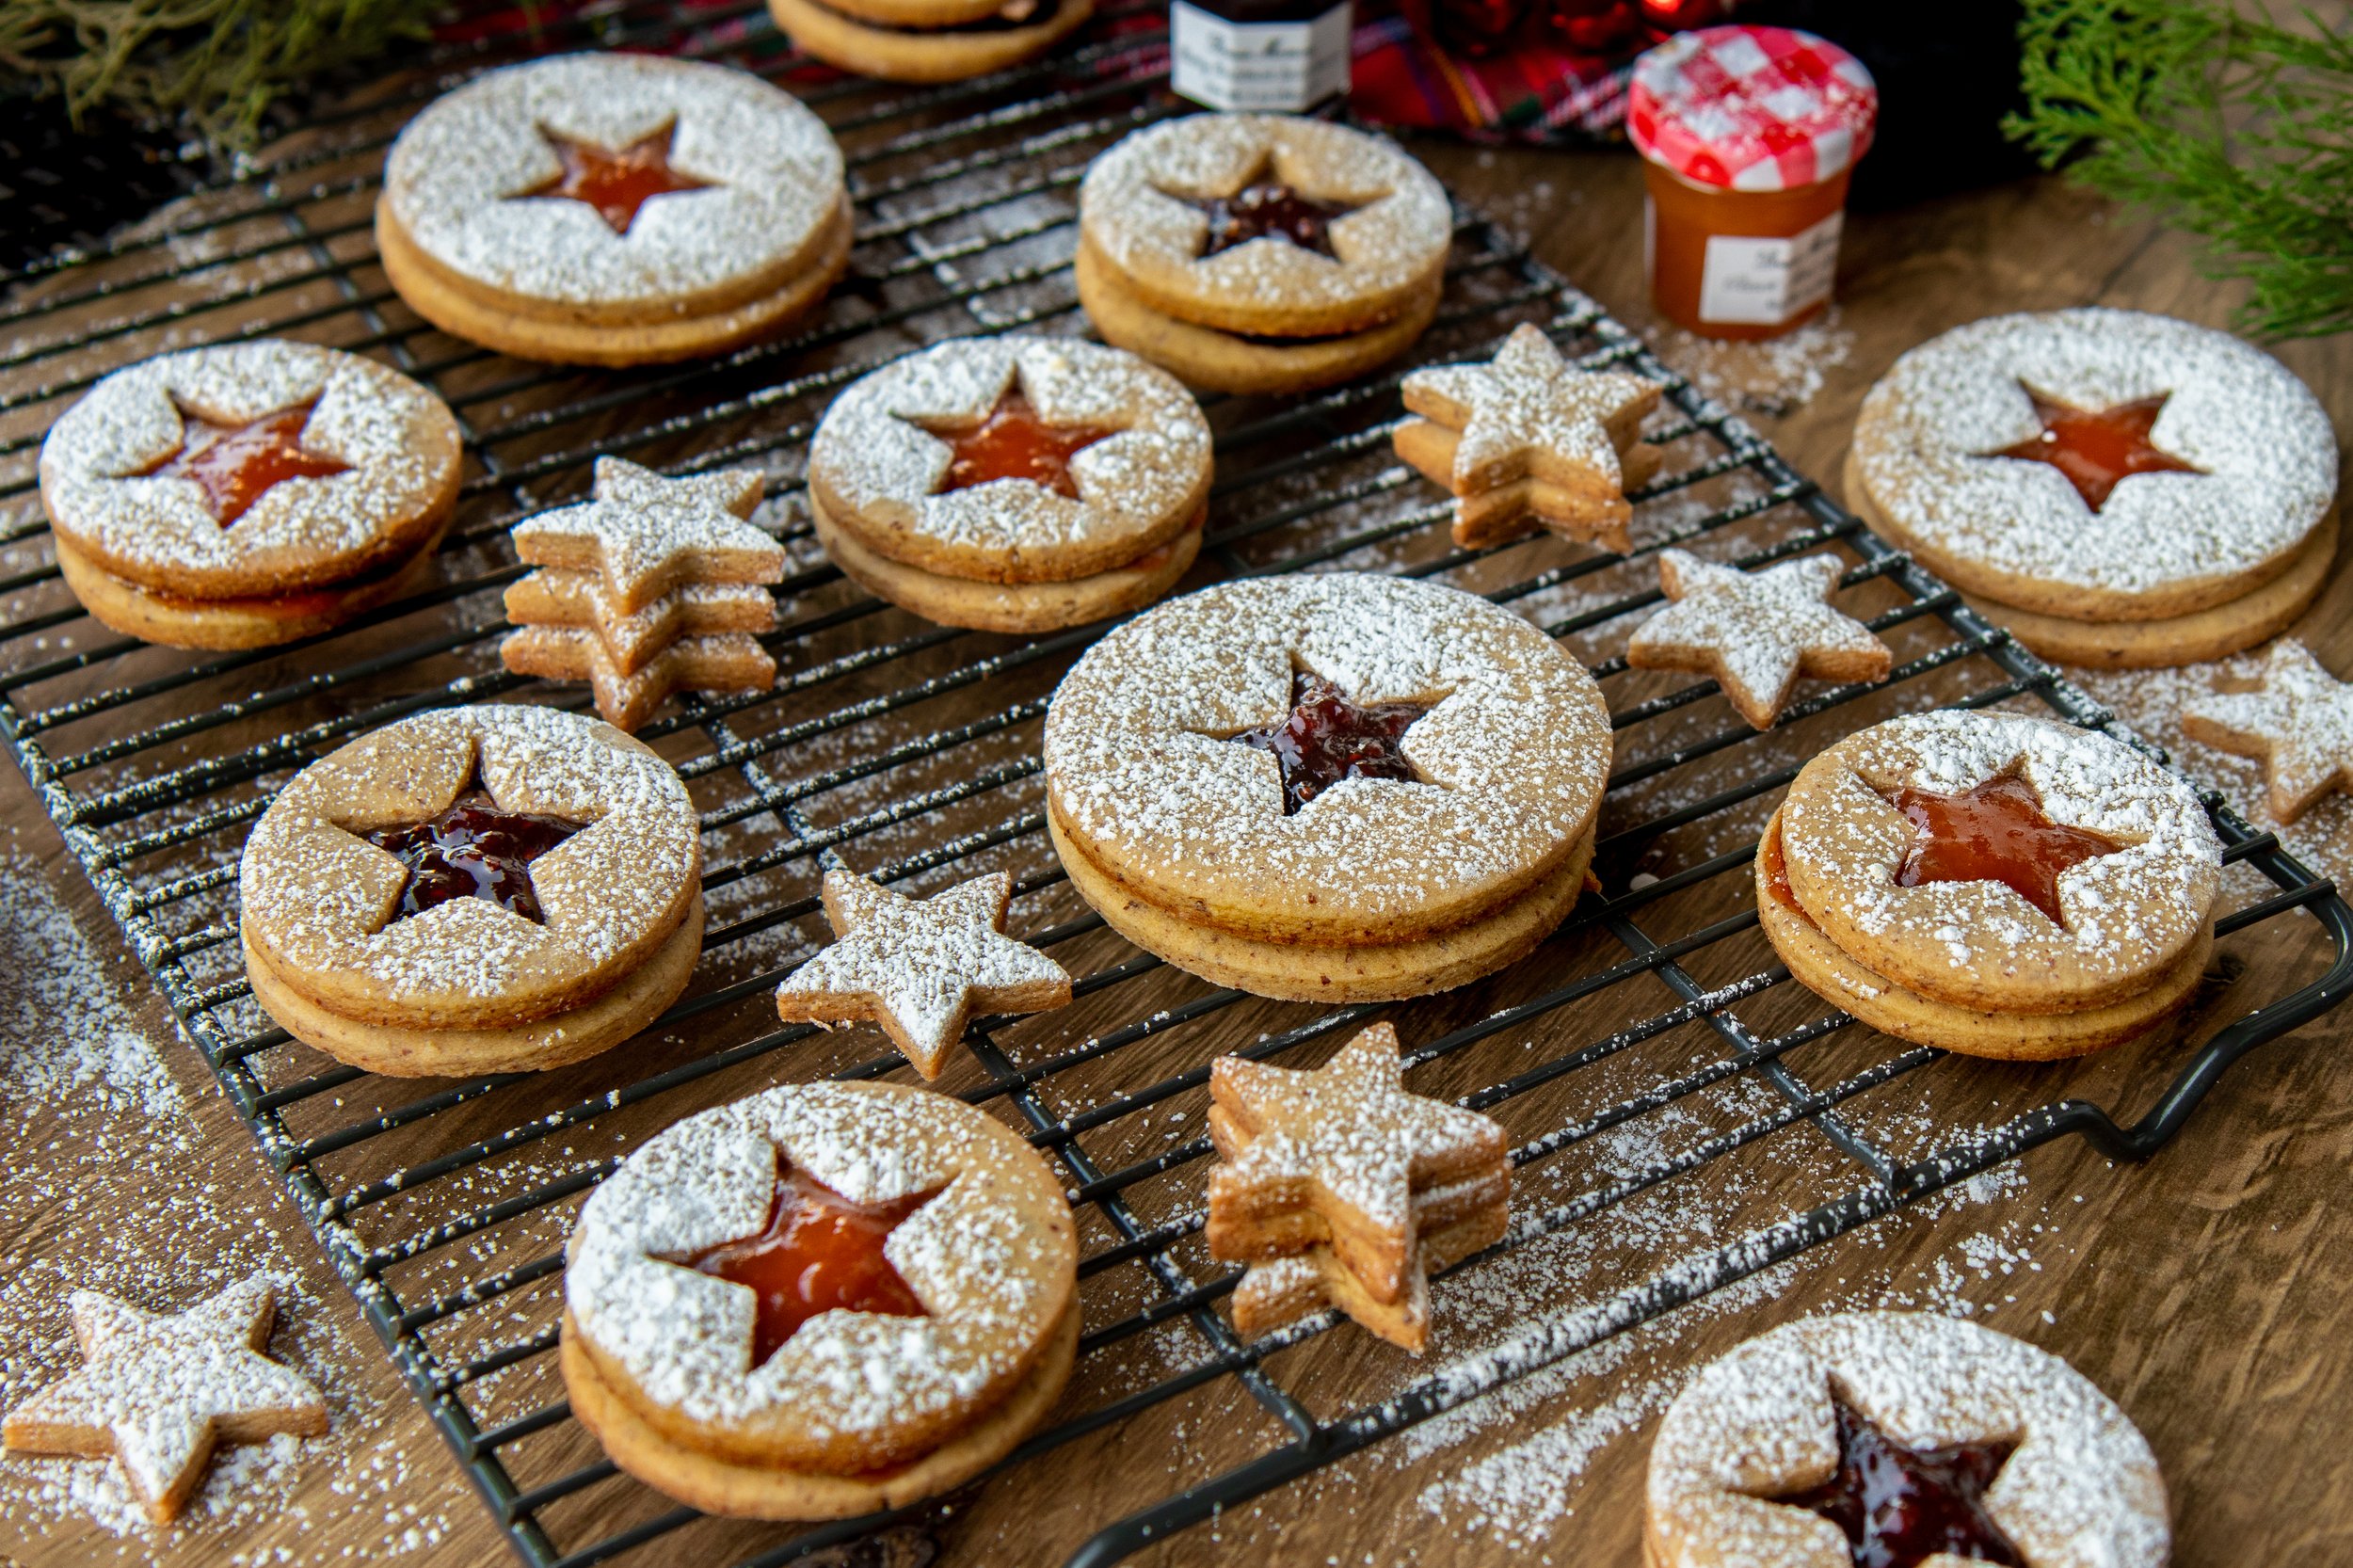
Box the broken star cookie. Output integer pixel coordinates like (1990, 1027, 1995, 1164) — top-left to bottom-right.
(774, 866, 1074, 1080)
(1395, 322, 1663, 552)
(563, 1080, 1078, 1519)
(1624, 549, 1893, 728)
(2180, 638, 2353, 823)
(2, 1274, 328, 1525)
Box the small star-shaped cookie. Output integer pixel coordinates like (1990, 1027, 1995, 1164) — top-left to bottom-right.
(1625, 550, 1894, 729)
(1395, 323, 1662, 552)
(775, 867, 1074, 1079)
(2, 1274, 328, 1524)
(501, 624, 776, 732)
(2181, 639, 2353, 822)
(1207, 1022, 1508, 1308)
(510, 457, 784, 614)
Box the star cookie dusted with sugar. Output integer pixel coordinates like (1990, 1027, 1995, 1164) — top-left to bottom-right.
(2, 1274, 328, 1524)
(2181, 638, 2353, 823)
(510, 456, 783, 614)
(776, 867, 1074, 1079)
(1625, 550, 1894, 729)
(1208, 1022, 1507, 1306)
(1396, 323, 1662, 552)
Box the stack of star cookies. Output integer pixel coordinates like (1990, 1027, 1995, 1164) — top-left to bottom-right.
(1207, 1024, 1509, 1353)
(1396, 322, 1663, 552)
(503, 457, 785, 730)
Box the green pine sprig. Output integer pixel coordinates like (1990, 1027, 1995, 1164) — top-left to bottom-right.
(0, 0, 450, 152)
(2008, 0, 2353, 339)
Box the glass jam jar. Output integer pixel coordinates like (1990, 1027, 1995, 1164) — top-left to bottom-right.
(1625, 25, 1878, 340)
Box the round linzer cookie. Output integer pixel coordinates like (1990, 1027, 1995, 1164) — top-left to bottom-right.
(39, 340, 461, 649)
(1848, 308, 2339, 667)
(808, 335, 1212, 633)
(562, 1080, 1078, 1519)
(1647, 1312, 2169, 1568)
(768, 0, 1093, 84)
(1762, 711, 2220, 1058)
(1044, 572, 1611, 1001)
(240, 704, 705, 1077)
(1077, 114, 1452, 394)
(377, 54, 850, 366)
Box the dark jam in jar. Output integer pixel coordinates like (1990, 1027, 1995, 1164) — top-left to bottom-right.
(1226, 671, 1429, 815)
(138, 401, 350, 527)
(1984, 387, 2201, 513)
(679, 1164, 936, 1367)
(1170, 1, 1353, 113)
(1882, 774, 2121, 928)
(1771, 1391, 2024, 1568)
(363, 791, 583, 925)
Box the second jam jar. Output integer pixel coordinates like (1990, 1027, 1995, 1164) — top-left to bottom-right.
(1625, 24, 1879, 340)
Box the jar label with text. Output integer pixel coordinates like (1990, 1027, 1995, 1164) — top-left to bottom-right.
(1697, 209, 1842, 326)
(1171, 2, 1353, 113)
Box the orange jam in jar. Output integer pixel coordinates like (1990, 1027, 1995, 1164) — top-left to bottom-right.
(1626, 25, 1878, 341)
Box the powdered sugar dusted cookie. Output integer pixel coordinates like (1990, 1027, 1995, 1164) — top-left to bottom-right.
(774, 867, 1073, 1080)
(38, 340, 461, 647)
(377, 54, 850, 364)
(1077, 114, 1450, 393)
(1770, 711, 2218, 1039)
(510, 459, 782, 613)
(240, 704, 704, 1074)
(1395, 323, 1662, 552)
(768, 0, 1094, 84)
(563, 1080, 1077, 1518)
(1, 1274, 328, 1525)
(503, 626, 777, 732)
(1647, 1312, 2168, 1568)
(2180, 639, 2353, 824)
(1848, 308, 2337, 665)
(1625, 550, 1893, 728)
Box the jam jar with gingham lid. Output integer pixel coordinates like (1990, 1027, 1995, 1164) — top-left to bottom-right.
(1627, 24, 1878, 340)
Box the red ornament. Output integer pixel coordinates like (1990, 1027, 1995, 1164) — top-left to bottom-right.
(1638, 0, 1725, 29)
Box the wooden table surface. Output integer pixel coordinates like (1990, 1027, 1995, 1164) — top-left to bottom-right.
(3, 94, 2350, 1568)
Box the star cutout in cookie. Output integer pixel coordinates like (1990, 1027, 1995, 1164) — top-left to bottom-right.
(2181, 638, 2353, 823)
(1980, 383, 2201, 513)
(521, 122, 712, 236)
(1762, 1388, 2023, 1568)
(908, 385, 1116, 502)
(1625, 550, 1894, 729)
(775, 867, 1074, 1079)
(1208, 1022, 1507, 1306)
(1398, 324, 1661, 552)
(1, 1274, 328, 1524)
(137, 396, 350, 527)
(509, 457, 784, 614)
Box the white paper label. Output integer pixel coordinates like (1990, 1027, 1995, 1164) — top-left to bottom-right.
(1171, 2, 1353, 112)
(1697, 208, 1843, 326)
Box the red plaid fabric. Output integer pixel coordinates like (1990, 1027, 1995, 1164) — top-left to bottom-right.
(1625, 24, 1875, 189)
(1346, 1, 1642, 145)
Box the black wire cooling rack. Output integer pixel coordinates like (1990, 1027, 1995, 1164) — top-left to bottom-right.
(2, 6, 2349, 1564)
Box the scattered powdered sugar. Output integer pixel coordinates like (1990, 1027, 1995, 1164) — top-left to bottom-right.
(383, 53, 842, 305)
(1401, 323, 1658, 488)
(1853, 308, 2335, 599)
(1078, 114, 1451, 311)
(1654, 311, 1853, 418)
(0, 845, 180, 1119)
(810, 336, 1210, 567)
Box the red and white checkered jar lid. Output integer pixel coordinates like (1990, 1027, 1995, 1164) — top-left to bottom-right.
(1626, 24, 1878, 192)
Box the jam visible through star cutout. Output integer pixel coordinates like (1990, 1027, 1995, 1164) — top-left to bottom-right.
(1185, 182, 1365, 260)
(1882, 772, 2122, 927)
(1767, 1389, 2023, 1568)
(362, 787, 583, 926)
(136, 398, 350, 528)
(524, 123, 710, 235)
(1226, 670, 1431, 815)
(912, 387, 1116, 501)
(678, 1162, 938, 1367)
(1983, 384, 2202, 513)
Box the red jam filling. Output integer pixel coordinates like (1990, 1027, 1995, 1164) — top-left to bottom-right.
(1984, 386, 2201, 513)
(920, 389, 1114, 501)
(1192, 183, 1358, 260)
(1771, 1392, 2023, 1568)
(682, 1164, 936, 1367)
(362, 790, 582, 925)
(1882, 773, 2121, 927)
(1760, 820, 1801, 914)
(1227, 671, 1430, 816)
(528, 124, 708, 235)
(138, 400, 350, 527)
